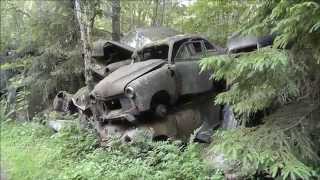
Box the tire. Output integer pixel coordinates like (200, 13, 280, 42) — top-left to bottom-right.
(154, 104, 168, 118)
(150, 91, 170, 118)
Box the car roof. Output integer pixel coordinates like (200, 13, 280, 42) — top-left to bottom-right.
(227, 34, 276, 52)
(137, 34, 207, 50)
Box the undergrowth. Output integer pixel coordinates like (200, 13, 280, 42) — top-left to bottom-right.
(0, 120, 222, 180)
(206, 102, 320, 179)
(1, 103, 319, 180)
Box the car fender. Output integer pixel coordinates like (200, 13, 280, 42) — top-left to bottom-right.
(127, 65, 176, 112)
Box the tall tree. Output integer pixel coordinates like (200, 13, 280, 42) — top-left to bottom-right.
(152, 0, 159, 26)
(111, 0, 120, 41)
(74, 0, 95, 90)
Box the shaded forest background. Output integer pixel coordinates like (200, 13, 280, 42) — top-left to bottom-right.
(1, 0, 320, 179)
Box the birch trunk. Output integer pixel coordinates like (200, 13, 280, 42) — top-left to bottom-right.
(111, 0, 121, 41)
(152, 0, 159, 26)
(74, 0, 94, 90)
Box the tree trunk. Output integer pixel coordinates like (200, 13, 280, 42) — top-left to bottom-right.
(160, 0, 165, 26)
(74, 0, 94, 90)
(112, 0, 121, 41)
(152, 0, 159, 26)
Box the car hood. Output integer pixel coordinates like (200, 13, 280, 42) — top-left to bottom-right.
(92, 59, 166, 99)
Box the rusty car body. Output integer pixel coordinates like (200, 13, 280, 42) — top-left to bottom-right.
(53, 28, 277, 143)
(90, 35, 225, 124)
(96, 92, 221, 143)
(53, 40, 134, 115)
(89, 33, 276, 143)
(53, 27, 181, 116)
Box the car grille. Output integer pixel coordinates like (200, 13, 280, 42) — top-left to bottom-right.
(104, 99, 121, 110)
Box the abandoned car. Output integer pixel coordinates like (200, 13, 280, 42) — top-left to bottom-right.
(53, 27, 181, 117)
(89, 33, 277, 143)
(53, 25, 276, 143)
(90, 35, 225, 124)
(53, 40, 134, 115)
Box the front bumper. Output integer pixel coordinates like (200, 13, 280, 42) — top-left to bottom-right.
(101, 109, 137, 123)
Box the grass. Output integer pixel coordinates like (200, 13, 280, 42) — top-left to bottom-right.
(0, 121, 222, 180)
(1, 118, 318, 180)
(1, 122, 64, 179)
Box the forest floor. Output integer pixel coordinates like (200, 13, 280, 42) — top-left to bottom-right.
(1, 123, 61, 179)
(0, 121, 219, 180)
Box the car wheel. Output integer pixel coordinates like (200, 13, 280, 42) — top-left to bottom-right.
(150, 91, 170, 118)
(154, 104, 168, 118)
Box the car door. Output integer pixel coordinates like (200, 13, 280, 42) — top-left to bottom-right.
(173, 40, 212, 95)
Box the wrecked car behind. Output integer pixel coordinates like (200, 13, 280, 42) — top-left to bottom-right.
(53, 27, 181, 117)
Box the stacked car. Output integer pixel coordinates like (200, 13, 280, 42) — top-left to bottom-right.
(53, 27, 275, 143)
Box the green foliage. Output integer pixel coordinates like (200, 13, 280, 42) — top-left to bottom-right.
(0, 57, 32, 119)
(1, 48, 84, 117)
(0, 0, 78, 53)
(200, 2, 320, 175)
(28, 47, 84, 98)
(240, 0, 320, 98)
(27, 51, 84, 116)
(201, 47, 301, 117)
(208, 129, 318, 179)
(0, 59, 31, 71)
(200, 0, 320, 120)
(1, 120, 222, 180)
(1, 122, 59, 179)
(207, 102, 320, 179)
(0, 100, 9, 121)
(1, 0, 84, 116)
(179, 0, 252, 44)
(2, 1, 320, 180)
(241, 1, 320, 49)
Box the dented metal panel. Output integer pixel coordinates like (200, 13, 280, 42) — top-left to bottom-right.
(96, 94, 221, 143)
(91, 59, 166, 99)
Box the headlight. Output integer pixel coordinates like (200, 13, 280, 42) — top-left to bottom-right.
(125, 87, 135, 98)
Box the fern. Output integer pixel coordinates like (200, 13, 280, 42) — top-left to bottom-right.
(206, 101, 319, 179)
(201, 47, 301, 119)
